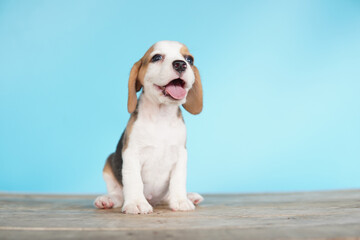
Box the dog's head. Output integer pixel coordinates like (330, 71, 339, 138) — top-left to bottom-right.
(127, 41, 203, 115)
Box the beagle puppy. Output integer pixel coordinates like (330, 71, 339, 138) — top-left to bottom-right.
(94, 41, 204, 214)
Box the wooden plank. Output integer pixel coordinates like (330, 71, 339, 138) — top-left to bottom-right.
(0, 190, 360, 239)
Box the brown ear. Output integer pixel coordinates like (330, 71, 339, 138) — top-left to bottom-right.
(127, 60, 142, 113)
(183, 66, 203, 114)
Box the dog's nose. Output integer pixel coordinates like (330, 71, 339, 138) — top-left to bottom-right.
(172, 60, 187, 74)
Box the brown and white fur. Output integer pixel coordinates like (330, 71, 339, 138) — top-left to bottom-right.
(94, 41, 203, 214)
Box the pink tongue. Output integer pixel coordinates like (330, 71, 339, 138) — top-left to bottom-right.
(165, 84, 187, 100)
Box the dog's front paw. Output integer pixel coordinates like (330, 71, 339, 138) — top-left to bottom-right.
(187, 192, 204, 205)
(169, 198, 195, 212)
(94, 195, 114, 209)
(122, 199, 153, 214)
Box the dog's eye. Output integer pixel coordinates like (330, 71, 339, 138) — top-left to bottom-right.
(151, 54, 163, 62)
(185, 56, 194, 65)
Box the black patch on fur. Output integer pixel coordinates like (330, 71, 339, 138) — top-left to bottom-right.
(108, 103, 139, 186)
(109, 131, 125, 186)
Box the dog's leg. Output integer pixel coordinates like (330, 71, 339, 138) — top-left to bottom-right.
(121, 150, 153, 214)
(167, 148, 195, 211)
(94, 170, 124, 209)
(187, 192, 204, 205)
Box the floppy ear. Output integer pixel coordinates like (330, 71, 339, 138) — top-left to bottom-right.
(183, 66, 203, 114)
(127, 60, 142, 113)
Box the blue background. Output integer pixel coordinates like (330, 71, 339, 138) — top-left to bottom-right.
(1, 0, 359, 194)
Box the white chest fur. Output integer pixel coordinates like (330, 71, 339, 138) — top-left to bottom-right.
(124, 94, 187, 204)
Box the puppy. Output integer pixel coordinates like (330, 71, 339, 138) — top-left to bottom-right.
(94, 41, 203, 214)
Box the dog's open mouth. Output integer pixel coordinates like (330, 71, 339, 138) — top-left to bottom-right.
(156, 79, 186, 100)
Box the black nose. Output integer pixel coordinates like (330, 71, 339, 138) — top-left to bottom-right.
(172, 60, 187, 74)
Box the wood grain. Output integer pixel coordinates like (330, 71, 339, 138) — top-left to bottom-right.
(1, 190, 360, 239)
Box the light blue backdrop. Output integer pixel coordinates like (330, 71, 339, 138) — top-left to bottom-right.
(1, 0, 359, 194)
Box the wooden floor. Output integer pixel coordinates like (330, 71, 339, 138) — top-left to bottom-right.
(0, 190, 360, 240)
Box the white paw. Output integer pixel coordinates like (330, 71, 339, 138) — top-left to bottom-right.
(122, 199, 153, 214)
(94, 195, 114, 209)
(187, 192, 204, 205)
(169, 198, 195, 211)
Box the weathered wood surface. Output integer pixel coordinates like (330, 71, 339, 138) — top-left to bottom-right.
(0, 190, 360, 239)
